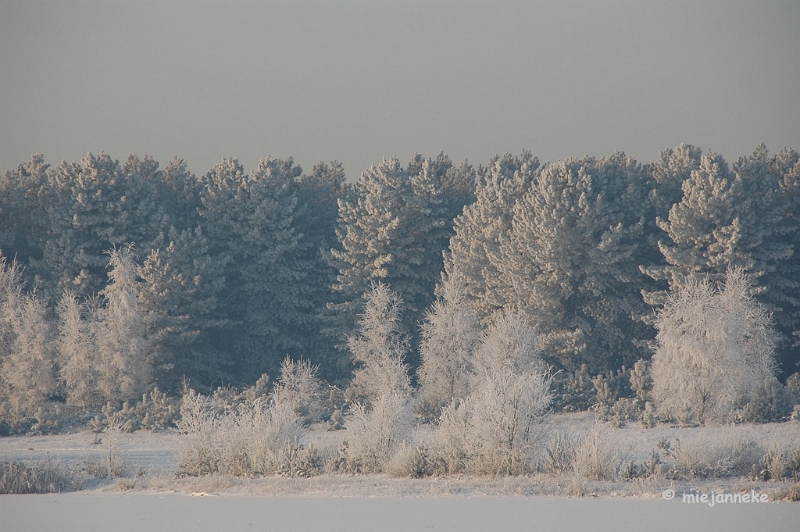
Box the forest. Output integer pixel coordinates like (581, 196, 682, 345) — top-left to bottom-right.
(0, 144, 799, 430)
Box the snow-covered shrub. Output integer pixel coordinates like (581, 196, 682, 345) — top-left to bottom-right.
(571, 424, 625, 480)
(177, 389, 221, 476)
(551, 364, 595, 412)
(337, 391, 413, 474)
(429, 312, 552, 476)
(738, 377, 794, 423)
(659, 433, 762, 479)
(272, 357, 327, 424)
(651, 268, 778, 425)
(0, 458, 81, 494)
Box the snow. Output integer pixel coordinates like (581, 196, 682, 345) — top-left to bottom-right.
(1, 492, 798, 532)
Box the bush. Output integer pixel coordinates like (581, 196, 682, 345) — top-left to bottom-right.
(738, 377, 794, 423)
(659, 434, 763, 479)
(571, 424, 626, 480)
(0, 459, 81, 494)
(336, 392, 413, 474)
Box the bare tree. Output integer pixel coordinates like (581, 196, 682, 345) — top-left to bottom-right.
(651, 268, 777, 424)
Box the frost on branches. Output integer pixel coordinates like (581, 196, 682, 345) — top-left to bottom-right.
(651, 268, 778, 425)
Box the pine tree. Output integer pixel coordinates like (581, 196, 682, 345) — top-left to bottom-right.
(199, 156, 321, 381)
(649, 146, 799, 376)
(39, 153, 169, 300)
(443, 151, 538, 320)
(0, 155, 50, 287)
(139, 227, 232, 391)
(331, 153, 475, 371)
(497, 153, 652, 372)
(123, 154, 203, 232)
(293, 161, 349, 381)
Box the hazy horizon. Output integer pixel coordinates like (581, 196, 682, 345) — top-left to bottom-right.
(2, 0, 799, 179)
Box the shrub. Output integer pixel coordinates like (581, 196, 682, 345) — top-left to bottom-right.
(660, 434, 763, 479)
(337, 392, 413, 474)
(0, 459, 81, 494)
(571, 424, 625, 480)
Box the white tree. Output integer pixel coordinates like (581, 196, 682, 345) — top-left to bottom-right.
(417, 279, 481, 417)
(0, 254, 56, 416)
(336, 283, 416, 474)
(346, 283, 411, 404)
(651, 268, 777, 425)
(56, 290, 98, 405)
(93, 245, 152, 404)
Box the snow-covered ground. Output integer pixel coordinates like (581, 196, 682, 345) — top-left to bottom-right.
(2, 492, 799, 532)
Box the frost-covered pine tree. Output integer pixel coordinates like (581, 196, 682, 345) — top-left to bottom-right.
(0, 154, 50, 284)
(417, 279, 481, 418)
(139, 227, 232, 391)
(330, 154, 474, 370)
(648, 146, 799, 375)
(200, 156, 317, 380)
(39, 153, 169, 300)
(497, 153, 652, 372)
(124, 154, 203, 232)
(651, 268, 778, 425)
(443, 151, 538, 321)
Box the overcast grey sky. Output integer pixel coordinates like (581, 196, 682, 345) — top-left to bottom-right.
(2, 1, 799, 179)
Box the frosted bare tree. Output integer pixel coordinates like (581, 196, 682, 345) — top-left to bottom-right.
(56, 290, 99, 405)
(651, 268, 777, 424)
(0, 254, 56, 416)
(346, 282, 411, 404)
(339, 283, 415, 473)
(93, 245, 153, 404)
(417, 279, 481, 418)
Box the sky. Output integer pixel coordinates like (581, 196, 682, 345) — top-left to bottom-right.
(2, 0, 799, 180)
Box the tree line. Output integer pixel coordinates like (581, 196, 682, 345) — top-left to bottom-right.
(0, 144, 798, 414)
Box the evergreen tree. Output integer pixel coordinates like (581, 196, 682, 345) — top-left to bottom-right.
(0, 155, 50, 287)
(443, 151, 538, 320)
(39, 153, 168, 300)
(649, 146, 799, 375)
(497, 153, 652, 372)
(294, 161, 349, 381)
(199, 156, 322, 381)
(123, 154, 203, 232)
(139, 227, 232, 391)
(331, 153, 475, 370)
